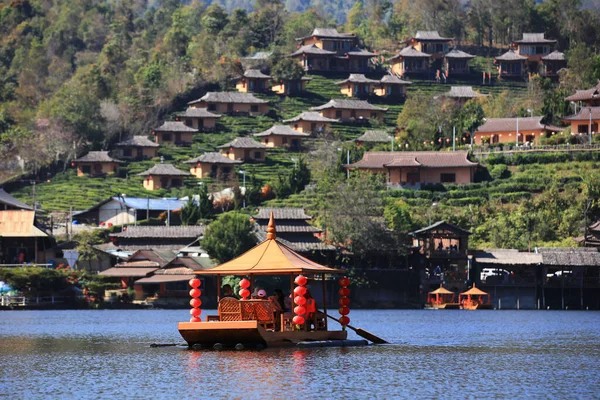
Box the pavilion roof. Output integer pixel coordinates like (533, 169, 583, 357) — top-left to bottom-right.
(495, 49, 527, 61)
(514, 33, 556, 44)
(282, 111, 339, 123)
(541, 50, 565, 61)
(429, 285, 454, 295)
(115, 136, 160, 148)
(74, 151, 123, 163)
(411, 220, 472, 237)
(335, 74, 380, 85)
(390, 46, 431, 60)
(289, 44, 337, 57)
(253, 125, 310, 138)
(444, 49, 475, 59)
(460, 284, 489, 296)
(564, 82, 600, 102)
(562, 106, 600, 121)
(414, 31, 453, 41)
(193, 213, 344, 275)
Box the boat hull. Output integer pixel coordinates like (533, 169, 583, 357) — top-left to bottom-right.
(425, 303, 461, 310)
(178, 321, 348, 348)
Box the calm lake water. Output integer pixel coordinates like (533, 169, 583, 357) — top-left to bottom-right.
(1, 309, 599, 399)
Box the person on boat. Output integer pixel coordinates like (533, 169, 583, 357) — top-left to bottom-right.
(305, 290, 317, 330)
(221, 284, 236, 299)
(269, 289, 286, 312)
(252, 287, 267, 299)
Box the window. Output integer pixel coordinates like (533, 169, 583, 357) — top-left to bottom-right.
(371, 113, 377, 119)
(184, 119, 193, 127)
(123, 149, 132, 157)
(335, 110, 342, 119)
(251, 105, 259, 112)
(162, 133, 172, 142)
(207, 104, 217, 111)
(171, 178, 182, 187)
(440, 173, 456, 183)
(254, 151, 262, 159)
(282, 137, 288, 145)
(81, 165, 91, 174)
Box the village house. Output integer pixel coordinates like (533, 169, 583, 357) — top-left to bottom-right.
(389, 46, 431, 77)
(138, 163, 190, 191)
(283, 111, 338, 134)
(271, 77, 311, 95)
(443, 49, 475, 76)
(115, 136, 159, 160)
(184, 152, 241, 180)
(0, 209, 54, 265)
(235, 69, 272, 93)
(474, 116, 563, 145)
(99, 257, 160, 290)
(335, 74, 379, 97)
(240, 51, 272, 70)
(289, 28, 376, 72)
(253, 125, 310, 150)
(495, 49, 527, 78)
(175, 107, 221, 132)
(512, 33, 557, 72)
(404, 31, 453, 60)
(108, 226, 205, 251)
(565, 81, 600, 107)
(217, 137, 268, 162)
(374, 75, 411, 97)
(347, 151, 477, 188)
(72, 151, 122, 177)
(436, 86, 488, 103)
(73, 197, 186, 226)
(187, 92, 269, 116)
(153, 121, 197, 146)
(311, 99, 387, 123)
(540, 51, 566, 77)
(354, 130, 393, 146)
(562, 107, 600, 135)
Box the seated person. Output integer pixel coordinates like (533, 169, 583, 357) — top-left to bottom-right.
(220, 284, 236, 299)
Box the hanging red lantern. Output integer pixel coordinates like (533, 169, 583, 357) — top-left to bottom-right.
(294, 295, 306, 306)
(239, 278, 250, 289)
(294, 275, 307, 286)
(189, 278, 201, 288)
(339, 287, 350, 297)
(189, 288, 201, 298)
(339, 277, 350, 287)
(190, 308, 202, 317)
(293, 315, 305, 325)
(239, 288, 250, 299)
(339, 316, 350, 326)
(190, 298, 201, 308)
(294, 305, 306, 315)
(339, 297, 350, 306)
(71, 162, 75, 167)
(294, 286, 307, 296)
(339, 306, 350, 315)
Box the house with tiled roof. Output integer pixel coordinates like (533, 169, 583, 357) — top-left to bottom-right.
(235, 69, 272, 93)
(564, 81, 600, 107)
(187, 92, 269, 116)
(109, 226, 205, 251)
(437, 86, 488, 103)
(354, 130, 393, 145)
(512, 33, 557, 69)
(217, 137, 268, 162)
(253, 125, 310, 149)
(311, 99, 387, 123)
(495, 49, 527, 78)
(562, 107, 600, 136)
(0, 209, 54, 264)
(335, 74, 379, 97)
(404, 31, 453, 60)
(72, 151, 123, 177)
(347, 151, 477, 187)
(0, 189, 33, 210)
(473, 116, 562, 145)
(184, 152, 241, 180)
(152, 121, 198, 146)
(541, 50, 566, 77)
(271, 76, 312, 95)
(283, 111, 339, 134)
(138, 163, 191, 191)
(374, 75, 411, 97)
(115, 136, 159, 160)
(175, 107, 221, 132)
(443, 49, 475, 76)
(389, 46, 431, 77)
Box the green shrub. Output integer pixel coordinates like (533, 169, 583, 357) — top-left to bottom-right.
(490, 164, 511, 180)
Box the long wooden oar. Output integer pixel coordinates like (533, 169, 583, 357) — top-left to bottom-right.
(320, 310, 388, 344)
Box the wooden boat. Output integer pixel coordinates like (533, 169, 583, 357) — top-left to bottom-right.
(425, 284, 460, 309)
(459, 283, 493, 310)
(178, 213, 356, 349)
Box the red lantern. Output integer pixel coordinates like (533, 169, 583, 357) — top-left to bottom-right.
(71, 162, 75, 167)
(293, 315, 305, 325)
(189, 288, 201, 298)
(339, 287, 350, 297)
(339, 277, 350, 287)
(239, 278, 250, 289)
(190, 308, 202, 317)
(189, 278, 201, 288)
(294, 286, 307, 296)
(339, 316, 350, 326)
(339, 297, 350, 306)
(294, 305, 306, 315)
(294, 275, 307, 286)
(190, 317, 201, 323)
(339, 306, 350, 315)
(190, 298, 201, 308)
(239, 288, 250, 299)
(294, 295, 306, 306)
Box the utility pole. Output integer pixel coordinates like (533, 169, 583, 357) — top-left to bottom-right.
(68, 206, 73, 241)
(589, 107, 593, 145)
(346, 150, 350, 179)
(452, 126, 456, 151)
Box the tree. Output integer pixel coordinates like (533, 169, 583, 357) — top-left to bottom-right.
(180, 198, 202, 226)
(201, 212, 257, 263)
(202, 4, 229, 35)
(384, 199, 413, 232)
(271, 57, 305, 82)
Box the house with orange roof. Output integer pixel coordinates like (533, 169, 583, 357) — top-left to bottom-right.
(473, 116, 562, 145)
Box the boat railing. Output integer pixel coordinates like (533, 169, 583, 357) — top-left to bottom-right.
(0, 296, 26, 306)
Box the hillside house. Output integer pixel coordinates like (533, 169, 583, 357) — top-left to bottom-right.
(115, 136, 159, 160)
(311, 99, 387, 123)
(390, 46, 431, 76)
(565, 82, 600, 107)
(354, 130, 393, 146)
(283, 111, 339, 134)
(473, 116, 562, 145)
(513, 33, 557, 71)
(73, 151, 122, 177)
(437, 86, 488, 103)
(347, 151, 477, 188)
(73, 197, 186, 226)
(235, 69, 272, 93)
(271, 77, 311, 95)
(138, 164, 190, 191)
(335, 74, 379, 97)
(240, 51, 272, 70)
(108, 226, 205, 252)
(562, 107, 600, 135)
(443, 49, 475, 76)
(253, 125, 310, 150)
(217, 137, 268, 162)
(541, 51, 566, 77)
(404, 31, 453, 60)
(152, 121, 197, 146)
(374, 75, 411, 97)
(184, 152, 241, 180)
(495, 49, 527, 78)
(175, 107, 221, 132)
(187, 92, 269, 116)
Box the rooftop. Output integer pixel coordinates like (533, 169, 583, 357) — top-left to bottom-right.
(311, 99, 388, 112)
(153, 121, 198, 133)
(73, 197, 187, 216)
(562, 106, 600, 121)
(217, 137, 269, 149)
(414, 31, 453, 41)
(282, 111, 339, 123)
(289, 44, 337, 57)
(411, 220, 471, 237)
(296, 28, 356, 41)
(495, 49, 527, 61)
(188, 92, 268, 105)
(253, 125, 311, 137)
(514, 33, 557, 44)
(444, 49, 475, 59)
(115, 136, 160, 148)
(475, 116, 546, 133)
(380, 75, 412, 85)
(109, 225, 205, 239)
(184, 152, 242, 164)
(349, 151, 477, 169)
(355, 130, 393, 143)
(390, 46, 431, 60)
(541, 50, 565, 61)
(137, 164, 190, 177)
(564, 82, 600, 102)
(0, 189, 33, 210)
(74, 151, 122, 164)
(442, 86, 487, 99)
(254, 207, 312, 220)
(176, 107, 222, 118)
(335, 74, 380, 85)
(243, 69, 272, 79)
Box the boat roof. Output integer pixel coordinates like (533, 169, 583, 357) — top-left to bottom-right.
(429, 285, 454, 295)
(193, 213, 344, 275)
(460, 284, 489, 296)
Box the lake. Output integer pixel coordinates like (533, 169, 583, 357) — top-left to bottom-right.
(1, 309, 599, 399)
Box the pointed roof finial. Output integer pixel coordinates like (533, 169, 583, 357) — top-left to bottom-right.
(266, 211, 276, 240)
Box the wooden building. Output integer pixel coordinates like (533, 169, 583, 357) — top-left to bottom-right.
(138, 163, 191, 191)
(437, 86, 487, 104)
(474, 116, 562, 145)
(390, 46, 431, 77)
(187, 92, 269, 116)
(404, 31, 453, 60)
(115, 136, 159, 160)
(541, 51, 566, 77)
(152, 121, 198, 146)
(271, 77, 311, 95)
(564, 81, 600, 107)
(374, 75, 411, 97)
(184, 152, 241, 180)
(283, 111, 339, 134)
(253, 125, 310, 150)
(335, 74, 379, 97)
(443, 49, 475, 76)
(512, 33, 557, 72)
(175, 107, 221, 132)
(0, 209, 54, 265)
(0, 189, 33, 211)
(495, 49, 527, 78)
(310, 99, 387, 123)
(235, 69, 272, 93)
(108, 226, 205, 252)
(73, 151, 122, 177)
(73, 197, 186, 226)
(348, 151, 477, 187)
(562, 107, 600, 135)
(217, 137, 268, 162)
(354, 130, 393, 146)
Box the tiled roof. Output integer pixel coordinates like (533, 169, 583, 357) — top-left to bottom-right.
(514, 33, 556, 44)
(74, 151, 123, 163)
(410, 220, 471, 236)
(311, 99, 388, 112)
(289, 44, 337, 57)
(99, 267, 157, 277)
(541, 50, 565, 61)
(475, 249, 542, 265)
(153, 121, 198, 132)
(296, 28, 356, 41)
(380, 75, 411, 85)
(110, 225, 205, 239)
(444, 49, 475, 59)
(254, 230, 335, 252)
(443, 86, 487, 99)
(335, 74, 380, 85)
(349, 151, 477, 169)
(538, 248, 600, 266)
(475, 117, 546, 133)
(391, 46, 431, 60)
(176, 107, 222, 118)
(188, 92, 268, 105)
(562, 106, 600, 121)
(345, 48, 377, 57)
(495, 49, 527, 61)
(115, 260, 161, 268)
(73, 197, 186, 216)
(115, 136, 159, 147)
(256, 222, 322, 233)
(253, 125, 311, 137)
(0, 189, 33, 210)
(184, 152, 242, 164)
(216, 137, 269, 149)
(137, 164, 190, 176)
(415, 31, 453, 41)
(254, 207, 312, 220)
(243, 69, 271, 79)
(282, 112, 339, 123)
(355, 130, 393, 143)
(564, 82, 600, 102)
